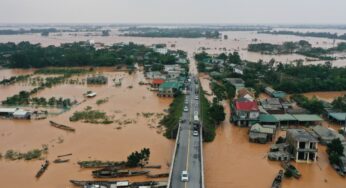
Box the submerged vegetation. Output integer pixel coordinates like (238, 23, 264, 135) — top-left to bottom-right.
(290, 94, 325, 114)
(34, 68, 91, 75)
(259, 30, 346, 40)
(69, 106, 113, 124)
(0, 42, 181, 68)
(0, 75, 31, 85)
(78, 148, 150, 168)
(327, 139, 345, 168)
(4, 145, 48, 160)
(248, 40, 346, 60)
(121, 27, 220, 38)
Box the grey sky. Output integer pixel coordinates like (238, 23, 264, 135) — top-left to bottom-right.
(1, 0, 346, 24)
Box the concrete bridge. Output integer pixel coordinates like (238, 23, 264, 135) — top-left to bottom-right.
(167, 75, 205, 188)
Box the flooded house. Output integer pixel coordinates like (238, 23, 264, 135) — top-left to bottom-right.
(237, 88, 255, 101)
(286, 129, 318, 163)
(268, 143, 290, 161)
(151, 78, 165, 89)
(231, 98, 260, 127)
(145, 71, 166, 80)
(327, 112, 346, 125)
(158, 81, 181, 97)
(260, 98, 285, 114)
(249, 123, 275, 144)
(265, 87, 287, 99)
(311, 125, 345, 145)
(224, 78, 245, 90)
(0, 108, 31, 119)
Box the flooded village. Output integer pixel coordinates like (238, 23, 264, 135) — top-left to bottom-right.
(0, 25, 346, 188)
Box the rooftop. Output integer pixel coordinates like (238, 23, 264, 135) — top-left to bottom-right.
(328, 112, 346, 121)
(292, 114, 323, 122)
(234, 99, 259, 111)
(287, 129, 318, 142)
(259, 114, 279, 123)
(250, 123, 275, 134)
(152, 79, 165, 85)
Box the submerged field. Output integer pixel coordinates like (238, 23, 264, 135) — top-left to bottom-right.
(0, 68, 174, 188)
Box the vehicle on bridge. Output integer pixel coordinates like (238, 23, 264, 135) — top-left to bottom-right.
(193, 130, 199, 136)
(184, 106, 189, 112)
(181, 170, 189, 182)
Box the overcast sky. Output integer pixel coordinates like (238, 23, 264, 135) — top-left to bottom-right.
(1, 0, 346, 24)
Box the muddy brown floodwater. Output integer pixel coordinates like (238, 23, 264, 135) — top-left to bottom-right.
(0, 69, 174, 188)
(1, 30, 346, 188)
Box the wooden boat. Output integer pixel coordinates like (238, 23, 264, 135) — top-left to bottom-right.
(36, 160, 49, 178)
(49, 121, 75, 132)
(281, 161, 301, 179)
(271, 170, 284, 188)
(57, 153, 72, 158)
(53, 158, 70, 163)
(78, 160, 126, 168)
(70, 180, 127, 187)
(143, 165, 162, 169)
(146, 173, 169, 178)
(92, 168, 150, 178)
(70, 180, 167, 188)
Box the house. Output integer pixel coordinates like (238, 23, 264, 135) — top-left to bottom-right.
(225, 78, 245, 90)
(166, 70, 182, 79)
(0, 108, 17, 117)
(268, 143, 290, 161)
(233, 65, 244, 75)
(259, 114, 279, 126)
(286, 129, 318, 163)
(237, 88, 255, 101)
(231, 98, 260, 127)
(13, 110, 31, 119)
(151, 79, 165, 88)
(145, 71, 166, 80)
(0, 108, 31, 119)
(260, 98, 285, 114)
(158, 81, 181, 97)
(327, 112, 346, 124)
(311, 125, 345, 145)
(265, 87, 287, 99)
(154, 48, 168, 55)
(163, 64, 184, 72)
(249, 123, 275, 144)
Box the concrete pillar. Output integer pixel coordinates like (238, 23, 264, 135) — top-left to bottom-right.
(307, 152, 310, 163)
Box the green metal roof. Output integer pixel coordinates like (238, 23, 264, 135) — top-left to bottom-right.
(159, 81, 179, 90)
(328, 112, 346, 121)
(272, 91, 287, 98)
(273, 114, 296, 121)
(292, 114, 323, 122)
(259, 114, 279, 123)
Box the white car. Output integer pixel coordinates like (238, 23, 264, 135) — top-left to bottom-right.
(184, 106, 189, 112)
(181, 170, 189, 182)
(193, 130, 199, 136)
(195, 96, 199, 100)
(185, 100, 189, 104)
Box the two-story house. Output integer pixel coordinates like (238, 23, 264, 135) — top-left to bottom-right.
(231, 98, 259, 127)
(286, 129, 318, 163)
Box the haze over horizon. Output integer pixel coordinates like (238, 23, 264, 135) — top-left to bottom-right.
(1, 0, 346, 24)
